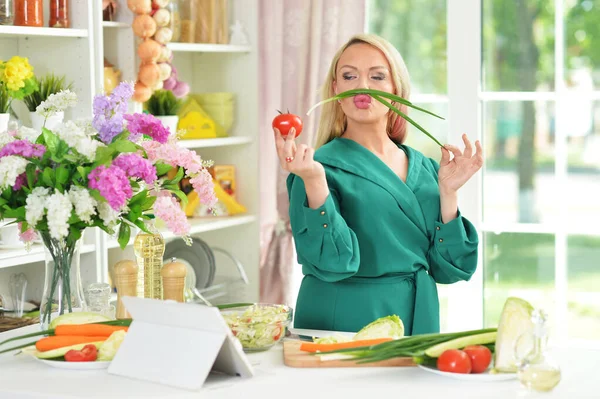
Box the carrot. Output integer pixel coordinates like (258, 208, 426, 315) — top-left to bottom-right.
(300, 338, 394, 353)
(35, 336, 108, 352)
(54, 324, 129, 337)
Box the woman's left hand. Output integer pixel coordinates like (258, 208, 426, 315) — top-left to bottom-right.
(438, 134, 484, 194)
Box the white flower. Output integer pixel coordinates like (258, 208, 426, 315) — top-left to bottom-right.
(16, 126, 41, 143)
(98, 202, 120, 231)
(0, 130, 15, 148)
(46, 190, 73, 240)
(54, 120, 103, 161)
(36, 90, 78, 118)
(68, 186, 97, 224)
(25, 187, 51, 227)
(0, 156, 28, 189)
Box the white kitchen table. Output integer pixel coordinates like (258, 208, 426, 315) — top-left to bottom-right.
(0, 325, 597, 399)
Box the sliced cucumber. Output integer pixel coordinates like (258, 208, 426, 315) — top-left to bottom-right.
(424, 332, 497, 358)
(34, 341, 104, 359)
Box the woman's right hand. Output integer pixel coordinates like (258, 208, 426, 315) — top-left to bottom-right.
(274, 127, 325, 182)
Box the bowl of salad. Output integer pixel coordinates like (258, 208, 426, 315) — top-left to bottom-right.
(220, 303, 293, 352)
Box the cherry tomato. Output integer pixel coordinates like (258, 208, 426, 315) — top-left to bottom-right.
(463, 345, 492, 373)
(272, 111, 303, 138)
(437, 349, 472, 374)
(273, 322, 283, 341)
(64, 344, 98, 362)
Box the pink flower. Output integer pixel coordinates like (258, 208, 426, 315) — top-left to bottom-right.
(18, 222, 38, 243)
(0, 140, 46, 158)
(125, 113, 170, 143)
(112, 153, 157, 184)
(141, 141, 203, 173)
(13, 172, 27, 191)
(88, 165, 133, 210)
(189, 169, 218, 208)
(153, 192, 190, 235)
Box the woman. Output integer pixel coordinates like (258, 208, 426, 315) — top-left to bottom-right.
(273, 33, 483, 335)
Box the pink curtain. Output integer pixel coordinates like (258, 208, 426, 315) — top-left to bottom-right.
(258, 0, 366, 305)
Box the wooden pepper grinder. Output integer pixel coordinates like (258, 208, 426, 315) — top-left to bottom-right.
(161, 258, 187, 302)
(113, 260, 139, 319)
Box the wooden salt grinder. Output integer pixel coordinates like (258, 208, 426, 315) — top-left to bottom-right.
(161, 258, 187, 302)
(113, 260, 139, 319)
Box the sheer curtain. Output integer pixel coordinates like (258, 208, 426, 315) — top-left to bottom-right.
(258, 0, 366, 305)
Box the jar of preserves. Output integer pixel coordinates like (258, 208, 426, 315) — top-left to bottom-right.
(0, 0, 14, 25)
(14, 0, 42, 27)
(49, 0, 69, 28)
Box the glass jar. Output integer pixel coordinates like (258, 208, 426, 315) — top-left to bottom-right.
(179, 0, 197, 43)
(49, 0, 69, 28)
(167, 0, 181, 42)
(214, 0, 229, 44)
(14, 0, 42, 27)
(0, 0, 14, 25)
(86, 282, 115, 319)
(195, 0, 212, 43)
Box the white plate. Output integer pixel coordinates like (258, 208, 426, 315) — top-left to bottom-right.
(417, 364, 517, 381)
(34, 357, 111, 370)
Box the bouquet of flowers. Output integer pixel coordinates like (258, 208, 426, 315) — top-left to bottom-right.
(0, 81, 217, 327)
(0, 56, 38, 114)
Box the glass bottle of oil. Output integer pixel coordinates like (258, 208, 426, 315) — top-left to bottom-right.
(516, 309, 561, 392)
(133, 223, 165, 299)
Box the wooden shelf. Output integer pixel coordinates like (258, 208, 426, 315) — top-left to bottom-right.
(102, 21, 130, 29)
(167, 42, 251, 53)
(0, 26, 88, 38)
(178, 137, 253, 149)
(0, 244, 96, 269)
(107, 215, 257, 249)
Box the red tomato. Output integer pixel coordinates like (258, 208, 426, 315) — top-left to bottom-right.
(272, 111, 303, 138)
(463, 345, 492, 373)
(64, 344, 98, 362)
(437, 349, 472, 374)
(273, 322, 283, 341)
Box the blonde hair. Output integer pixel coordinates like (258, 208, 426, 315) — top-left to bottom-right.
(314, 33, 411, 149)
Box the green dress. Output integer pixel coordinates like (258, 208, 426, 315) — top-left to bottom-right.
(286, 138, 479, 335)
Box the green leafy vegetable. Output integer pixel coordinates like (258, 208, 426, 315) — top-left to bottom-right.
(307, 88, 445, 147)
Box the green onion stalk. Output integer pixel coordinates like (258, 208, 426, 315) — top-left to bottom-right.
(307, 89, 445, 148)
(313, 328, 497, 365)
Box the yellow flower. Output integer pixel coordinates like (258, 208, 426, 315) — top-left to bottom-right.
(2, 56, 34, 91)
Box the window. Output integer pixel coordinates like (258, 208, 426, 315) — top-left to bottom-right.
(368, 0, 600, 344)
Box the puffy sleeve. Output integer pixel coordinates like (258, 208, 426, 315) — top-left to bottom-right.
(427, 210, 479, 284)
(286, 173, 360, 283)
(425, 158, 479, 284)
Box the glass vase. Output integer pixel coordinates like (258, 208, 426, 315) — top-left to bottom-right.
(39, 232, 86, 330)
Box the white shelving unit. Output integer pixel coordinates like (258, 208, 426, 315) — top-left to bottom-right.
(0, 25, 88, 37)
(0, 0, 260, 306)
(178, 136, 253, 149)
(167, 42, 251, 53)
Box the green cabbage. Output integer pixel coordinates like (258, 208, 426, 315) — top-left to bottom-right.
(493, 297, 535, 373)
(353, 315, 405, 341)
(98, 330, 127, 361)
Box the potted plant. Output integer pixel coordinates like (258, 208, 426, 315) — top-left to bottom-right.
(23, 73, 73, 132)
(0, 56, 38, 133)
(0, 81, 217, 329)
(145, 89, 182, 134)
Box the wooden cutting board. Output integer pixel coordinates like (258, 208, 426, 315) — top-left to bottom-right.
(283, 340, 415, 368)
